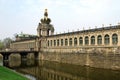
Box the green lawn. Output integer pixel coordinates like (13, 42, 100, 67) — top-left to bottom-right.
(0, 66, 29, 80)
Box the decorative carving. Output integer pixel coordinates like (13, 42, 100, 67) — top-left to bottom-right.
(40, 9, 51, 24)
(41, 18, 51, 24)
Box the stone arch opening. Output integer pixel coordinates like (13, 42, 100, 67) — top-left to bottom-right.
(69, 38, 72, 46)
(61, 39, 63, 46)
(47, 29, 51, 36)
(85, 36, 89, 45)
(74, 37, 77, 46)
(104, 34, 110, 45)
(91, 36, 95, 45)
(57, 39, 59, 46)
(79, 37, 83, 45)
(50, 40, 52, 46)
(47, 40, 49, 47)
(65, 38, 68, 46)
(112, 33, 118, 44)
(97, 35, 102, 45)
(54, 40, 56, 46)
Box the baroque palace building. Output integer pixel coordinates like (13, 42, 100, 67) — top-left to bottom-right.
(10, 9, 120, 53)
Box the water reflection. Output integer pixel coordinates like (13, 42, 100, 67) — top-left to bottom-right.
(2, 59, 120, 80)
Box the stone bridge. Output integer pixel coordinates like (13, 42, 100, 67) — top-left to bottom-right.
(0, 50, 39, 63)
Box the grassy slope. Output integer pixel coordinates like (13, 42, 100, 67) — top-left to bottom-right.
(0, 66, 29, 80)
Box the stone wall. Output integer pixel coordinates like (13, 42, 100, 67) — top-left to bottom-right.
(39, 52, 120, 70)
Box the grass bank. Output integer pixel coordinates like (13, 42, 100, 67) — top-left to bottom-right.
(0, 66, 29, 80)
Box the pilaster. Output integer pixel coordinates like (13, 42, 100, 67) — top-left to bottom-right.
(109, 34, 112, 46)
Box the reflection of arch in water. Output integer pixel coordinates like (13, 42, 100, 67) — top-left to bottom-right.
(41, 68, 74, 80)
(40, 67, 92, 80)
(9, 54, 21, 67)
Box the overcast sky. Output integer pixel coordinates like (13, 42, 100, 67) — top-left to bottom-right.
(0, 0, 120, 40)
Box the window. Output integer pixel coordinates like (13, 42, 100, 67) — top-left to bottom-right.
(112, 34, 118, 44)
(48, 40, 49, 47)
(50, 40, 52, 46)
(91, 36, 95, 45)
(85, 36, 89, 45)
(79, 37, 83, 45)
(69, 38, 72, 46)
(57, 39, 59, 46)
(65, 38, 68, 46)
(104, 34, 109, 45)
(74, 37, 77, 46)
(61, 39, 63, 46)
(54, 40, 56, 46)
(97, 35, 102, 45)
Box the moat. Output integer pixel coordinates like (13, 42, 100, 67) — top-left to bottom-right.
(0, 56, 120, 80)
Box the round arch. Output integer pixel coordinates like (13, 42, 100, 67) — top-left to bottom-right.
(91, 36, 95, 45)
(104, 34, 110, 45)
(97, 35, 102, 45)
(112, 33, 118, 44)
(74, 37, 77, 46)
(85, 36, 89, 45)
(69, 38, 72, 46)
(79, 37, 83, 45)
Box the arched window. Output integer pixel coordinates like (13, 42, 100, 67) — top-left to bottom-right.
(54, 40, 56, 46)
(85, 36, 89, 45)
(57, 39, 59, 46)
(74, 37, 77, 46)
(61, 39, 63, 46)
(69, 38, 72, 46)
(50, 40, 52, 46)
(112, 34, 118, 44)
(65, 38, 68, 46)
(79, 37, 83, 45)
(91, 36, 95, 45)
(97, 35, 102, 45)
(104, 34, 109, 45)
(48, 40, 49, 47)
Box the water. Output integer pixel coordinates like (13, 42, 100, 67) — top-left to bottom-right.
(1, 58, 120, 80)
(25, 74, 36, 80)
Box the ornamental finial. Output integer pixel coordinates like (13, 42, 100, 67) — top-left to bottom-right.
(44, 9, 48, 18)
(40, 9, 51, 24)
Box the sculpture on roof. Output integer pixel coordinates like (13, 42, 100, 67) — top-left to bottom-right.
(41, 9, 51, 24)
(37, 9, 54, 37)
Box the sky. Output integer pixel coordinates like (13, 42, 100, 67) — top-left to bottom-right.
(0, 0, 120, 40)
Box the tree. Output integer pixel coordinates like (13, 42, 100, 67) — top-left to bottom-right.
(0, 40, 4, 50)
(3, 38, 12, 48)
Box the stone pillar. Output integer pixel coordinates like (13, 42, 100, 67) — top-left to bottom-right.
(59, 39, 61, 47)
(34, 52, 39, 60)
(110, 34, 112, 46)
(89, 35, 90, 46)
(3, 54, 9, 61)
(102, 34, 105, 46)
(77, 36, 79, 46)
(71, 37, 73, 47)
(20, 52, 28, 61)
(1, 53, 11, 67)
(67, 37, 69, 46)
(83, 36, 85, 46)
(95, 35, 97, 46)
(118, 31, 120, 46)
(2, 53, 11, 62)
